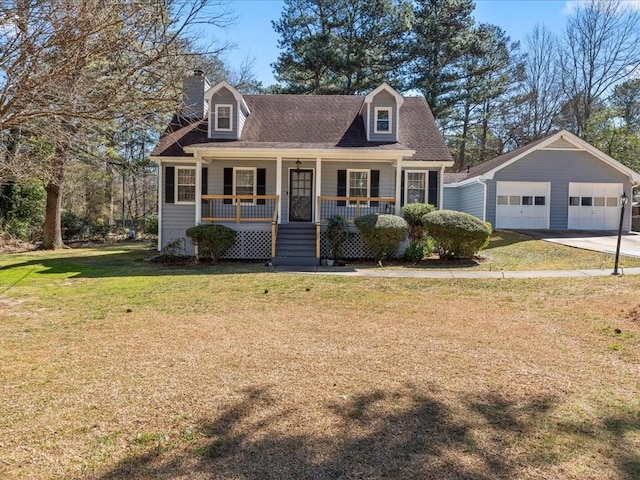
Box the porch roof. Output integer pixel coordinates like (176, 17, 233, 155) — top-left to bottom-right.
(152, 95, 452, 162)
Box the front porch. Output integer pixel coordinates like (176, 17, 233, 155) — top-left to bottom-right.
(200, 194, 396, 264)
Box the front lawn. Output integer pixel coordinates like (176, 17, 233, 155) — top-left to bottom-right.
(0, 244, 639, 479)
(473, 230, 640, 271)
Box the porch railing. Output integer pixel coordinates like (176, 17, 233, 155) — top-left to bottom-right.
(318, 196, 396, 222)
(201, 195, 279, 223)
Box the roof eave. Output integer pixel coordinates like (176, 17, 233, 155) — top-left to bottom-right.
(183, 146, 416, 160)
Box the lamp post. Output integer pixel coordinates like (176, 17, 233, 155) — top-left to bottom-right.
(612, 192, 628, 276)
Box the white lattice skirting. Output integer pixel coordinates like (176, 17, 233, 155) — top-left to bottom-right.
(223, 231, 272, 259)
(320, 231, 373, 259)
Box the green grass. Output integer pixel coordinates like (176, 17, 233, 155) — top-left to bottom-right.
(366, 230, 640, 271)
(1, 242, 639, 479)
(475, 230, 640, 270)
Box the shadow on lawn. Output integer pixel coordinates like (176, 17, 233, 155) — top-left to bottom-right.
(0, 244, 272, 280)
(89, 386, 640, 480)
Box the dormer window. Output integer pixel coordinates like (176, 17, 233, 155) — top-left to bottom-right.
(215, 104, 232, 131)
(375, 107, 391, 133)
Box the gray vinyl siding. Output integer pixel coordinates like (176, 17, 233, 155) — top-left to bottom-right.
(208, 160, 276, 193)
(458, 182, 485, 220)
(161, 162, 197, 252)
(320, 162, 396, 197)
(319, 162, 396, 221)
(485, 150, 631, 229)
(442, 187, 459, 211)
(368, 90, 398, 142)
(209, 87, 238, 139)
(162, 203, 196, 254)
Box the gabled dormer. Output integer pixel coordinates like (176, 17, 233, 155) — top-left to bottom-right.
(362, 83, 404, 142)
(204, 81, 251, 140)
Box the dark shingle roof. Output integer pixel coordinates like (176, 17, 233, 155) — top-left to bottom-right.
(152, 94, 451, 162)
(443, 135, 553, 184)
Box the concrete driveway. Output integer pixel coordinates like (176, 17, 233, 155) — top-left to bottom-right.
(518, 230, 640, 258)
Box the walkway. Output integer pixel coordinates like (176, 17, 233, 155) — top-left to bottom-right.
(519, 230, 640, 258)
(274, 230, 640, 278)
(274, 265, 640, 278)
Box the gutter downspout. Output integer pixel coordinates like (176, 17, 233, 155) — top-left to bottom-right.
(395, 158, 403, 215)
(439, 165, 445, 209)
(478, 177, 488, 222)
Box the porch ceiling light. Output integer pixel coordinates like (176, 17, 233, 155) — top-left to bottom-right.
(295, 159, 301, 171)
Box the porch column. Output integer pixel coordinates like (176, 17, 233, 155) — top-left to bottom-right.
(439, 164, 445, 209)
(315, 157, 322, 223)
(395, 158, 403, 215)
(195, 158, 202, 225)
(276, 156, 283, 224)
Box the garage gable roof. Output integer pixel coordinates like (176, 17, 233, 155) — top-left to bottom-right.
(446, 130, 640, 185)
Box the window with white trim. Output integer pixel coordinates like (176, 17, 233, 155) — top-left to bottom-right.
(234, 167, 256, 204)
(176, 167, 196, 203)
(215, 104, 232, 131)
(374, 107, 391, 133)
(405, 171, 427, 204)
(348, 169, 369, 206)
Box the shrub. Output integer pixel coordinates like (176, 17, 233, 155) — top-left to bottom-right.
(185, 224, 236, 263)
(0, 180, 45, 241)
(402, 203, 436, 243)
(423, 210, 492, 259)
(354, 214, 408, 261)
(145, 215, 159, 236)
(326, 214, 349, 260)
(160, 238, 187, 259)
(402, 242, 425, 263)
(61, 210, 88, 239)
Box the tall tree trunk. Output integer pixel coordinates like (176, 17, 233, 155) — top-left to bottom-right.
(42, 156, 65, 249)
(480, 99, 489, 162)
(456, 101, 471, 171)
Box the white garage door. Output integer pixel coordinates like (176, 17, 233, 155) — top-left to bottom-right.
(496, 182, 550, 229)
(568, 183, 622, 230)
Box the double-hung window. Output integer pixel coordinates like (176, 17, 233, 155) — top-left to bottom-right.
(348, 169, 369, 206)
(234, 168, 256, 204)
(405, 171, 427, 204)
(176, 167, 196, 203)
(215, 104, 232, 131)
(374, 107, 391, 133)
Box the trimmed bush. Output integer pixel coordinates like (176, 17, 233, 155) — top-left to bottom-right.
(402, 203, 436, 243)
(422, 210, 492, 259)
(354, 214, 409, 261)
(186, 224, 236, 263)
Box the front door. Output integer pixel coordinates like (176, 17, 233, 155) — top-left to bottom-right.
(289, 169, 313, 222)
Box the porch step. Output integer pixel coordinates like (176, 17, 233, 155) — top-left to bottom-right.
(273, 223, 319, 266)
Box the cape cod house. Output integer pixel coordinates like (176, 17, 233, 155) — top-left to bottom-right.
(151, 71, 453, 264)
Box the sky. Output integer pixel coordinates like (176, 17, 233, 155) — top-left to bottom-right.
(208, 0, 624, 87)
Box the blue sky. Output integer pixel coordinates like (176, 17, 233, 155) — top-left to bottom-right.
(213, 0, 579, 87)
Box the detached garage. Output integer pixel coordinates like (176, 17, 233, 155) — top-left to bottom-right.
(443, 130, 640, 231)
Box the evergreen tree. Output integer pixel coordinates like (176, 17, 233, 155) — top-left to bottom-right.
(449, 25, 523, 168)
(272, 0, 412, 94)
(408, 0, 476, 120)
